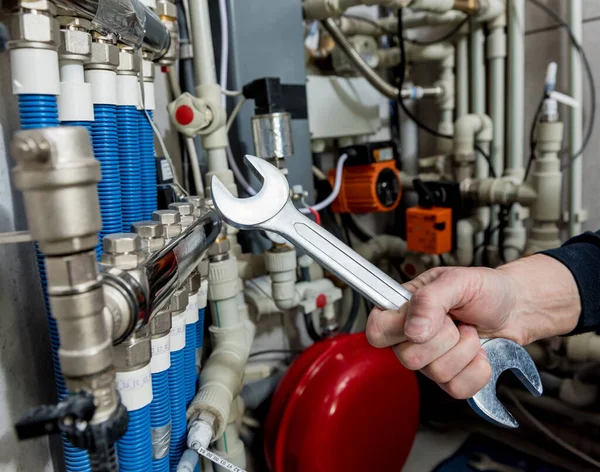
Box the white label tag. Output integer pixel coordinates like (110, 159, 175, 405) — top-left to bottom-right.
(161, 159, 173, 181)
(195, 446, 247, 472)
(170, 313, 186, 351)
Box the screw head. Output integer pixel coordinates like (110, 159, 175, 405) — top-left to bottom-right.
(131, 221, 163, 238)
(103, 233, 141, 254)
(152, 209, 180, 225)
(169, 202, 194, 216)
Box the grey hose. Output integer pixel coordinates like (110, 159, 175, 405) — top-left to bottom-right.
(321, 18, 400, 99)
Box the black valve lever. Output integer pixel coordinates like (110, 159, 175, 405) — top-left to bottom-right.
(15, 391, 96, 441)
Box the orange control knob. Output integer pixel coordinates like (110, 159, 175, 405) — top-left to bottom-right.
(328, 160, 401, 214)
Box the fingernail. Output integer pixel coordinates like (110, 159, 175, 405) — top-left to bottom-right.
(405, 316, 431, 339)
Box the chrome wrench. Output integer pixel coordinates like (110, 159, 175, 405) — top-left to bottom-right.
(211, 155, 542, 428)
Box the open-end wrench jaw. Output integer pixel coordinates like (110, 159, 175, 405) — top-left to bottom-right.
(468, 338, 543, 428)
(211, 155, 289, 228)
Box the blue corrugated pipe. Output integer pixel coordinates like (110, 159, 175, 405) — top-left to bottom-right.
(117, 406, 153, 471)
(117, 105, 143, 230)
(169, 349, 187, 471)
(139, 110, 158, 220)
(91, 104, 122, 257)
(185, 323, 197, 407)
(151, 368, 171, 471)
(19, 94, 91, 472)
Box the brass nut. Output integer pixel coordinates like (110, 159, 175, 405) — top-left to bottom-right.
(198, 259, 209, 278)
(169, 288, 189, 313)
(7, 10, 60, 46)
(57, 16, 92, 30)
(88, 41, 120, 69)
(117, 49, 141, 73)
(114, 332, 151, 369)
(150, 310, 172, 336)
(156, 0, 177, 18)
(208, 238, 230, 257)
(59, 29, 91, 59)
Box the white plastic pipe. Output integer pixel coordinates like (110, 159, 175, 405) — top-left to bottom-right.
(568, 0, 583, 236)
(505, 0, 526, 261)
(189, 0, 217, 86)
(456, 29, 469, 117)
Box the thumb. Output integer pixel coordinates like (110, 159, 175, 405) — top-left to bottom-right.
(403, 268, 471, 343)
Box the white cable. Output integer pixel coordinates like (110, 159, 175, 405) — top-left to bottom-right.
(226, 97, 247, 132)
(185, 137, 205, 197)
(193, 445, 247, 472)
(142, 107, 189, 196)
(218, 0, 229, 108)
(299, 153, 348, 214)
(505, 390, 600, 468)
(226, 145, 256, 195)
(312, 165, 327, 181)
(222, 89, 242, 97)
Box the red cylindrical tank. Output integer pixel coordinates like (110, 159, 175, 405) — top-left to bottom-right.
(265, 333, 420, 472)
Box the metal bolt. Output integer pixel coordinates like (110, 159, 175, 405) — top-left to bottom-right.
(103, 233, 142, 254)
(169, 202, 193, 216)
(131, 221, 163, 238)
(170, 287, 189, 313)
(152, 210, 180, 225)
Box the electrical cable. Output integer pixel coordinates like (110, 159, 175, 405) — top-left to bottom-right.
(226, 96, 247, 132)
(299, 153, 348, 214)
(405, 16, 469, 46)
(505, 390, 600, 469)
(340, 213, 375, 242)
(221, 89, 242, 97)
(302, 198, 321, 225)
(527, 0, 596, 170)
(524, 93, 546, 181)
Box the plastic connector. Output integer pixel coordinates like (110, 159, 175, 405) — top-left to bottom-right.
(187, 415, 215, 449)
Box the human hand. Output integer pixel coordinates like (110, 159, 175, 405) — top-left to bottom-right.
(366, 255, 580, 399)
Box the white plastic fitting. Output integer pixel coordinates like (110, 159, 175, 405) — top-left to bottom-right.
(11, 48, 60, 96)
(58, 60, 94, 122)
(355, 235, 406, 264)
(187, 414, 216, 449)
(264, 247, 299, 311)
(454, 113, 493, 156)
(408, 0, 454, 13)
(566, 333, 600, 363)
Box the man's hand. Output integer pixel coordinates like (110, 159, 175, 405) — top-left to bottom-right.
(366, 254, 581, 399)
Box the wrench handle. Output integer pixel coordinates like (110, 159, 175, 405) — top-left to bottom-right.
(266, 201, 413, 310)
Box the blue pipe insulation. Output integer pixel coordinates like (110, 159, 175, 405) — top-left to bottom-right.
(139, 110, 158, 220)
(151, 368, 171, 472)
(185, 323, 198, 406)
(169, 348, 187, 471)
(117, 405, 153, 472)
(116, 105, 143, 231)
(91, 104, 122, 257)
(19, 94, 91, 472)
(196, 308, 205, 360)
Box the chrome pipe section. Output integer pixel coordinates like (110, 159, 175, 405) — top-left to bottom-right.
(145, 209, 221, 317)
(56, 0, 170, 58)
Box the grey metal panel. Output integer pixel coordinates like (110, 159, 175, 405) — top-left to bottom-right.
(0, 53, 60, 470)
(219, 0, 314, 202)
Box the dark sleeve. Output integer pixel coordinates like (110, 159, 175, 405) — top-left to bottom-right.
(542, 231, 600, 335)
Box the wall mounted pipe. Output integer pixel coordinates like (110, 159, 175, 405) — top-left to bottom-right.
(455, 26, 469, 117)
(568, 0, 583, 236)
(55, 0, 170, 58)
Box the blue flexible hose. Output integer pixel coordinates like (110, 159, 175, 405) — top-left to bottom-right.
(91, 104, 122, 257)
(196, 308, 205, 353)
(169, 349, 187, 471)
(117, 105, 142, 230)
(139, 110, 158, 220)
(151, 368, 171, 472)
(19, 94, 91, 472)
(117, 405, 153, 472)
(185, 323, 198, 407)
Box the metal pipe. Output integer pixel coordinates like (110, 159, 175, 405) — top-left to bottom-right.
(322, 18, 399, 99)
(56, 0, 170, 58)
(569, 0, 583, 236)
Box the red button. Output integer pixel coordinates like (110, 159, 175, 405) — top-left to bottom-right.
(175, 105, 194, 125)
(316, 294, 327, 309)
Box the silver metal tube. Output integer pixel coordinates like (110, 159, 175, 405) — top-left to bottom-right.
(568, 0, 583, 236)
(56, 0, 170, 58)
(322, 18, 399, 99)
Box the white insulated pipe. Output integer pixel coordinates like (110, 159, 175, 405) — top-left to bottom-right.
(504, 0, 526, 261)
(568, 0, 583, 236)
(456, 28, 469, 117)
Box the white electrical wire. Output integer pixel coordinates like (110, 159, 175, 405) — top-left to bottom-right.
(312, 165, 327, 181)
(222, 89, 243, 97)
(142, 106, 188, 196)
(226, 97, 247, 132)
(299, 153, 348, 214)
(218, 0, 229, 108)
(505, 390, 600, 468)
(185, 137, 205, 197)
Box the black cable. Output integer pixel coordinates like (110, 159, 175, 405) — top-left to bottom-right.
(248, 349, 303, 359)
(303, 311, 323, 342)
(405, 16, 470, 46)
(524, 93, 546, 181)
(340, 214, 372, 242)
(438, 253, 447, 266)
(525, 15, 600, 37)
(342, 289, 361, 333)
(528, 0, 596, 167)
(395, 9, 496, 178)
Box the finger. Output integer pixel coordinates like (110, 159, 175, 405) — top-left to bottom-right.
(404, 268, 478, 344)
(421, 324, 481, 384)
(366, 306, 409, 348)
(439, 349, 491, 400)
(392, 317, 460, 371)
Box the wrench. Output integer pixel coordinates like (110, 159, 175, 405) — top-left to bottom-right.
(211, 155, 543, 428)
